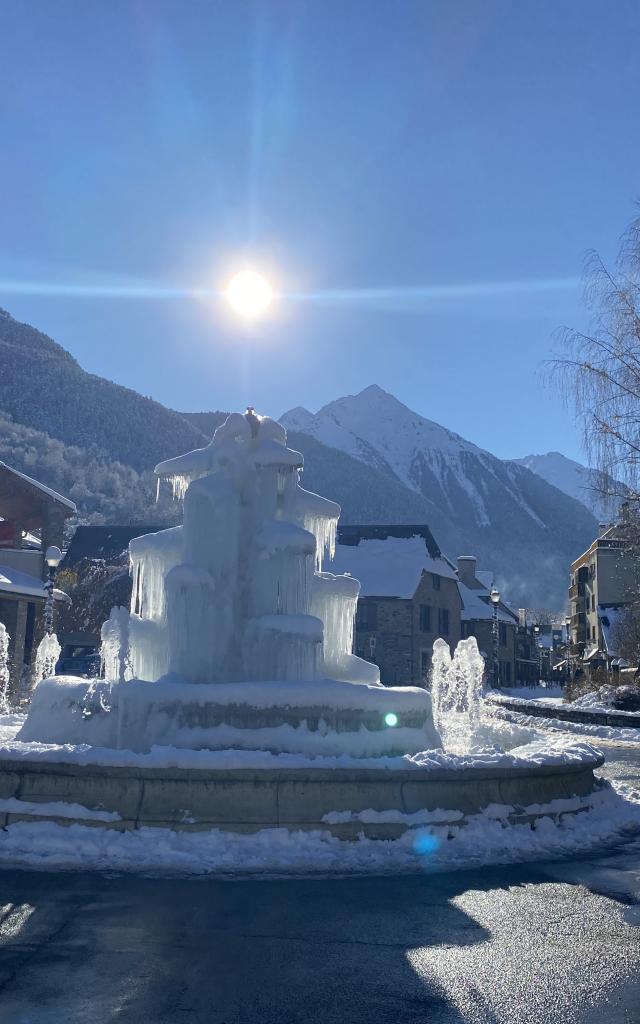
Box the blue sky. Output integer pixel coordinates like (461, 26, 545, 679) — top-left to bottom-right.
(1, 0, 639, 461)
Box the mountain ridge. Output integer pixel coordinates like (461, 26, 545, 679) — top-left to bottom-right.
(280, 385, 598, 606)
(0, 310, 597, 605)
(513, 451, 625, 522)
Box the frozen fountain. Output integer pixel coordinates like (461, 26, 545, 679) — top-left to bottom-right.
(5, 409, 604, 842)
(20, 410, 438, 756)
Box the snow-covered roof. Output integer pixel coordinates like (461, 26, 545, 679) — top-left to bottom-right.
(0, 563, 66, 601)
(329, 534, 456, 598)
(458, 581, 517, 624)
(0, 462, 76, 512)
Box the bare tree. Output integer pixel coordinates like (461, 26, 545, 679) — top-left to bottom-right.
(549, 215, 640, 506)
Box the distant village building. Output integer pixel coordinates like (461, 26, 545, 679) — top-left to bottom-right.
(569, 521, 638, 675)
(456, 555, 518, 685)
(331, 525, 462, 686)
(0, 462, 75, 695)
(332, 526, 521, 688)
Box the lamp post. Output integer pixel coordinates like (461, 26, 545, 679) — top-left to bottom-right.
(565, 615, 572, 685)
(490, 587, 500, 687)
(533, 624, 541, 684)
(43, 545, 62, 636)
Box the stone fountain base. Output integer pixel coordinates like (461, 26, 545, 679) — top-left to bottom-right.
(0, 749, 604, 839)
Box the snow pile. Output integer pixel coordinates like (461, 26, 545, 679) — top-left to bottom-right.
(0, 796, 120, 822)
(0, 782, 637, 876)
(490, 703, 640, 744)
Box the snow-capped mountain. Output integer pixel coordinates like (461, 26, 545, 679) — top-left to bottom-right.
(281, 386, 598, 608)
(513, 452, 625, 522)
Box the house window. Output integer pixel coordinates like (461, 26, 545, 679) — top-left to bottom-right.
(356, 601, 377, 630)
(432, 574, 441, 591)
(503, 661, 512, 683)
(438, 608, 449, 636)
(499, 623, 507, 646)
(420, 649, 431, 680)
(591, 594, 595, 611)
(419, 604, 431, 632)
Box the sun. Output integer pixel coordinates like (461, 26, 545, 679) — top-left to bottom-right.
(224, 270, 274, 319)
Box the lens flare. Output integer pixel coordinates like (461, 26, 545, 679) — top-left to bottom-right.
(384, 712, 398, 727)
(413, 831, 441, 856)
(224, 270, 273, 319)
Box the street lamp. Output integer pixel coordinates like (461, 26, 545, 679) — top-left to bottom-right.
(44, 545, 62, 636)
(490, 587, 500, 687)
(565, 615, 572, 684)
(533, 624, 541, 685)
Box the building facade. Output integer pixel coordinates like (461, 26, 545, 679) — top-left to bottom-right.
(456, 556, 518, 686)
(332, 525, 462, 686)
(569, 522, 638, 674)
(0, 462, 75, 695)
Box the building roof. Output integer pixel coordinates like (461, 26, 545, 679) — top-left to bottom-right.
(458, 581, 518, 624)
(0, 462, 76, 516)
(0, 562, 66, 602)
(62, 525, 167, 568)
(330, 526, 457, 599)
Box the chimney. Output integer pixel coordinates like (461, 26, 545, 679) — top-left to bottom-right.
(518, 608, 527, 628)
(457, 555, 477, 588)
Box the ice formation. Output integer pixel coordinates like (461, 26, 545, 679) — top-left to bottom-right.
(103, 409, 378, 688)
(34, 632, 61, 687)
(431, 637, 485, 753)
(0, 623, 9, 713)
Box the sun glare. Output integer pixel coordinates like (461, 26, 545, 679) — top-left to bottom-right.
(224, 270, 274, 319)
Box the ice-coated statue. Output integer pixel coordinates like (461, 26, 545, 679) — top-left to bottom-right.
(103, 408, 380, 688)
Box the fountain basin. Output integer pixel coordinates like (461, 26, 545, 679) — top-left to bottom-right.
(18, 675, 439, 757)
(0, 744, 604, 839)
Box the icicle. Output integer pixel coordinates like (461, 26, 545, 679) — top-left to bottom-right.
(304, 513, 337, 570)
(155, 476, 160, 503)
(310, 572, 359, 670)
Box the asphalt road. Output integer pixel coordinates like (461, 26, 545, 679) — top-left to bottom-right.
(0, 742, 638, 1024)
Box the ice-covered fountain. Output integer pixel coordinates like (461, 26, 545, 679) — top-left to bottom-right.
(2, 410, 604, 840)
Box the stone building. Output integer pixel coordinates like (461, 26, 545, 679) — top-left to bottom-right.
(331, 525, 462, 686)
(0, 462, 75, 695)
(456, 556, 518, 686)
(569, 521, 638, 674)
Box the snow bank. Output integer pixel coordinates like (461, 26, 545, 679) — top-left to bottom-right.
(490, 704, 640, 744)
(0, 782, 637, 876)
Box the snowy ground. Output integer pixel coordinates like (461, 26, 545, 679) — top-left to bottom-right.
(0, 712, 639, 876)
(490, 700, 640, 743)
